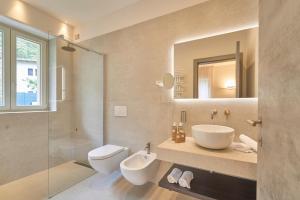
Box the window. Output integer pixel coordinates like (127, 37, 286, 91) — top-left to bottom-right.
(0, 23, 47, 111)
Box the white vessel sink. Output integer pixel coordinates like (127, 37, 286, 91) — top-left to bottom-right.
(192, 125, 235, 149)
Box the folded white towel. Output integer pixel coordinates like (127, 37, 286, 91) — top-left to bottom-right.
(167, 168, 183, 184)
(178, 171, 194, 189)
(239, 134, 257, 152)
(230, 142, 253, 153)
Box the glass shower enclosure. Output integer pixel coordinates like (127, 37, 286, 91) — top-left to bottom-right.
(48, 36, 104, 197)
(0, 20, 103, 199)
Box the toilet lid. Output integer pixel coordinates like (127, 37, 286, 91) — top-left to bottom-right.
(88, 144, 125, 160)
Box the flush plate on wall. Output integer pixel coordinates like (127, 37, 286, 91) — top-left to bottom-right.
(114, 106, 127, 117)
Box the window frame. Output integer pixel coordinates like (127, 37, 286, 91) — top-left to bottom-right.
(11, 30, 48, 110)
(0, 24, 11, 111)
(0, 22, 48, 112)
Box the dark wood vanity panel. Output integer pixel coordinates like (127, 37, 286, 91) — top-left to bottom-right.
(159, 164, 256, 200)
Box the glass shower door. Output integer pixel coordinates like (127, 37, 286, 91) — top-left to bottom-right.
(48, 37, 103, 197)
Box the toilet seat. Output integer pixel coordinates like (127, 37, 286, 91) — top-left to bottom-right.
(88, 144, 125, 160)
(88, 144, 129, 174)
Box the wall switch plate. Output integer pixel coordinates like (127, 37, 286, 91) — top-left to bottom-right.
(114, 106, 127, 117)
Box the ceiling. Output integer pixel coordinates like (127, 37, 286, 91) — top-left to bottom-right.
(21, 0, 209, 41)
(22, 0, 142, 26)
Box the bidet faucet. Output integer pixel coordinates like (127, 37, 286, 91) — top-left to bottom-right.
(145, 142, 151, 154)
(211, 109, 218, 120)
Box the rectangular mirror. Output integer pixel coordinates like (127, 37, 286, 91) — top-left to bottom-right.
(174, 27, 258, 99)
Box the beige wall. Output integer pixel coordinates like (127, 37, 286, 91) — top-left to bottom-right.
(81, 0, 258, 154)
(0, 0, 73, 40)
(258, 0, 300, 199)
(0, 112, 48, 185)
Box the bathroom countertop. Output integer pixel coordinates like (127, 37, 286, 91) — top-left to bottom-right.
(157, 137, 257, 180)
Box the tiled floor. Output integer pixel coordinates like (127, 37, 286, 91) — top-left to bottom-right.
(51, 170, 198, 200)
(0, 161, 197, 200)
(0, 161, 95, 200)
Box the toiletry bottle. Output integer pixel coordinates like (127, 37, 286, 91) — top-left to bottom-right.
(171, 122, 177, 141)
(179, 122, 186, 142)
(175, 122, 185, 143)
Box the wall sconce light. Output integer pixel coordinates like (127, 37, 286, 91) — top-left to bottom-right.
(225, 80, 236, 89)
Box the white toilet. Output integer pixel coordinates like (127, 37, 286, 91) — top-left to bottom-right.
(88, 144, 129, 174)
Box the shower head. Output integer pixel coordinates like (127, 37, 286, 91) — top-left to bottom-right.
(61, 43, 76, 52)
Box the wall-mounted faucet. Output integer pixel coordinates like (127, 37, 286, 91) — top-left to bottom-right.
(145, 142, 151, 154)
(210, 109, 218, 120)
(224, 108, 230, 119)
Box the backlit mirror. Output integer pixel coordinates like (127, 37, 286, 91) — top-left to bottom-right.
(174, 27, 258, 99)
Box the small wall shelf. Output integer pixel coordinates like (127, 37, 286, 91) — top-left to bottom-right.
(159, 164, 256, 200)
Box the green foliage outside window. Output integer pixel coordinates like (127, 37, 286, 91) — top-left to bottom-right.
(16, 37, 40, 61)
(26, 78, 38, 92)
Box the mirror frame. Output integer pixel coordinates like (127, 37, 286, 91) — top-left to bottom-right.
(193, 53, 242, 98)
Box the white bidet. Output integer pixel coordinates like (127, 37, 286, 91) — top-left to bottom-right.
(120, 150, 159, 185)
